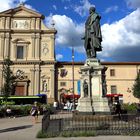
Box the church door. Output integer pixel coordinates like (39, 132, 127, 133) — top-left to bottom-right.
(15, 85, 25, 96)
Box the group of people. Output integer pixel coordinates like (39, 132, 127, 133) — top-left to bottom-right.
(53, 100, 73, 112)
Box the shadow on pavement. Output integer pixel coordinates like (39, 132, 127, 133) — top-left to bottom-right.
(0, 125, 33, 133)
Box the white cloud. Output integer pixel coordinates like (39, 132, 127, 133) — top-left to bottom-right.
(61, 0, 70, 2)
(125, 0, 140, 9)
(64, 6, 68, 10)
(53, 5, 57, 10)
(105, 5, 118, 13)
(46, 14, 84, 48)
(0, 0, 16, 12)
(74, 0, 95, 17)
(56, 54, 63, 60)
(101, 8, 140, 61)
(46, 7, 140, 62)
(0, 0, 34, 12)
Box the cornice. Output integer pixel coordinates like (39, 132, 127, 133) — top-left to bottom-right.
(56, 61, 140, 66)
(0, 29, 57, 34)
(0, 60, 56, 65)
(101, 62, 140, 65)
(0, 5, 44, 19)
(1, 60, 140, 66)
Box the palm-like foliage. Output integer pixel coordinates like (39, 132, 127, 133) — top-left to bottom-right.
(1, 58, 15, 100)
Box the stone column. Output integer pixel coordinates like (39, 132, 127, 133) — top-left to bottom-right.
(50, 68, 55, 99)
(4, 33, 10, 58)
(31, 34, 35, 59)
(35, 33, 40, 60)
(36, 18, 40, 30)
(24, 44, 28, 60)
(0, 34, 4, 59)
(30, 69, 35, 95)
(50, 36, 55, 60)
(31, 18, 36, 30)
(13, 44, 17, 61)
(34, 66, 40, 95)
(2, 17, 5, 29)
(6, 17, 10, 29)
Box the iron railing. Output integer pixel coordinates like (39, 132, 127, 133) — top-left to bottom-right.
(42, 112, 140, 136)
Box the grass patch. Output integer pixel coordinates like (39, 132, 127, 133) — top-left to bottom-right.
(36, 130, 96, 138)
(36, 130, 59, 138)
(36, 130, 48, 138)
(61, 131, 96, 137)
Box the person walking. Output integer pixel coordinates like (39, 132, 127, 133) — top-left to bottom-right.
(115, 101, 122, 120)
(30, 101, 39, 124)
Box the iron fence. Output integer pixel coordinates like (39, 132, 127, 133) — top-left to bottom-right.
(42, 112, 140, 136)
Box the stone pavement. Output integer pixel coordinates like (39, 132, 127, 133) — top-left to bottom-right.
(0, 115, 140, 140)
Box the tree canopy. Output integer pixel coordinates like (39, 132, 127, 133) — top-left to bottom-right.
(1, 58, 15, 100)
(132, 73, 140, 100)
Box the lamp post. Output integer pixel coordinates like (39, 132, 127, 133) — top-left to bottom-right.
(127, 88, 131, 104)
(72, 45, 75, 111)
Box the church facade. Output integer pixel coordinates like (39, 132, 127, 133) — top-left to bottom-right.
(0, 5, 139, 104)
(0, 4, 56, 103)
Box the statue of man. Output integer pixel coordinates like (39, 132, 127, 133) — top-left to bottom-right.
(83, 80, 88, 97)
(83, 7, 102, 58)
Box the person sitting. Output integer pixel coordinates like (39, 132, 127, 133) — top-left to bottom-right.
(6, 107, 12, 118)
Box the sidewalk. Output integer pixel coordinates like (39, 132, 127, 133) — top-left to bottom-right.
(0, 115, 140, 140)
(0, 115, 42, 140)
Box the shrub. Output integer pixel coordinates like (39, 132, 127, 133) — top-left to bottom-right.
(0, 104, 32, 117)
(36, 130, 96, 138)
(12, 105, 32, 116)
(0, 100, 15, 105)
(122, 103, 137, 112)
(36, 130, 48, 138)
(59, 130, 96, 137)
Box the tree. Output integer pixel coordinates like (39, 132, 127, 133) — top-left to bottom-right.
(132, 73, 140, 101)
(1, 58, 15, 101)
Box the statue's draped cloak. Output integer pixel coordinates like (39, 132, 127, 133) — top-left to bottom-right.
(84, 12, 102, 52)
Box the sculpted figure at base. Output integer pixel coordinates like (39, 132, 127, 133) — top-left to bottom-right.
(83, 7, 102, 58)
(83, 80, 88, 97)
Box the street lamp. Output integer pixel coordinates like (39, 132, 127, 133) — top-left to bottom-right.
(127, 88, 131, 104)
(72, 45, 75, 111)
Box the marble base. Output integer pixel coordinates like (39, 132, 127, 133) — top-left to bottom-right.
(77, 58, 110, 115)
(92, 96, 110, 114)
(77, 97, 93, 114)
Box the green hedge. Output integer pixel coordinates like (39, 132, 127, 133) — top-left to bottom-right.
(122, 103, 137, 112)
(0, 103, 53, 118)
(0, 105, 32, 117)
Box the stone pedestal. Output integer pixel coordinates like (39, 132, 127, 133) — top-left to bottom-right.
(77, 58, 110, 114)
(92, 96, 110, 114)
(76, 97, 93, 114)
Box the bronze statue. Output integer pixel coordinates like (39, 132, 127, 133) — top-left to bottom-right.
(83, 7, 102, 58)
(83, 80, 88, 97)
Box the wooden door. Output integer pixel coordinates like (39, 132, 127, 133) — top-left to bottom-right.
(15, 85, 25, 96)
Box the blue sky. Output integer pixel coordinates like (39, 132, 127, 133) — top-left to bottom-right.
(0, 0, 140, 62)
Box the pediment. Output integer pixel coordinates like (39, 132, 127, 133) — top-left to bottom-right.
(0, 5, 44, 19)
